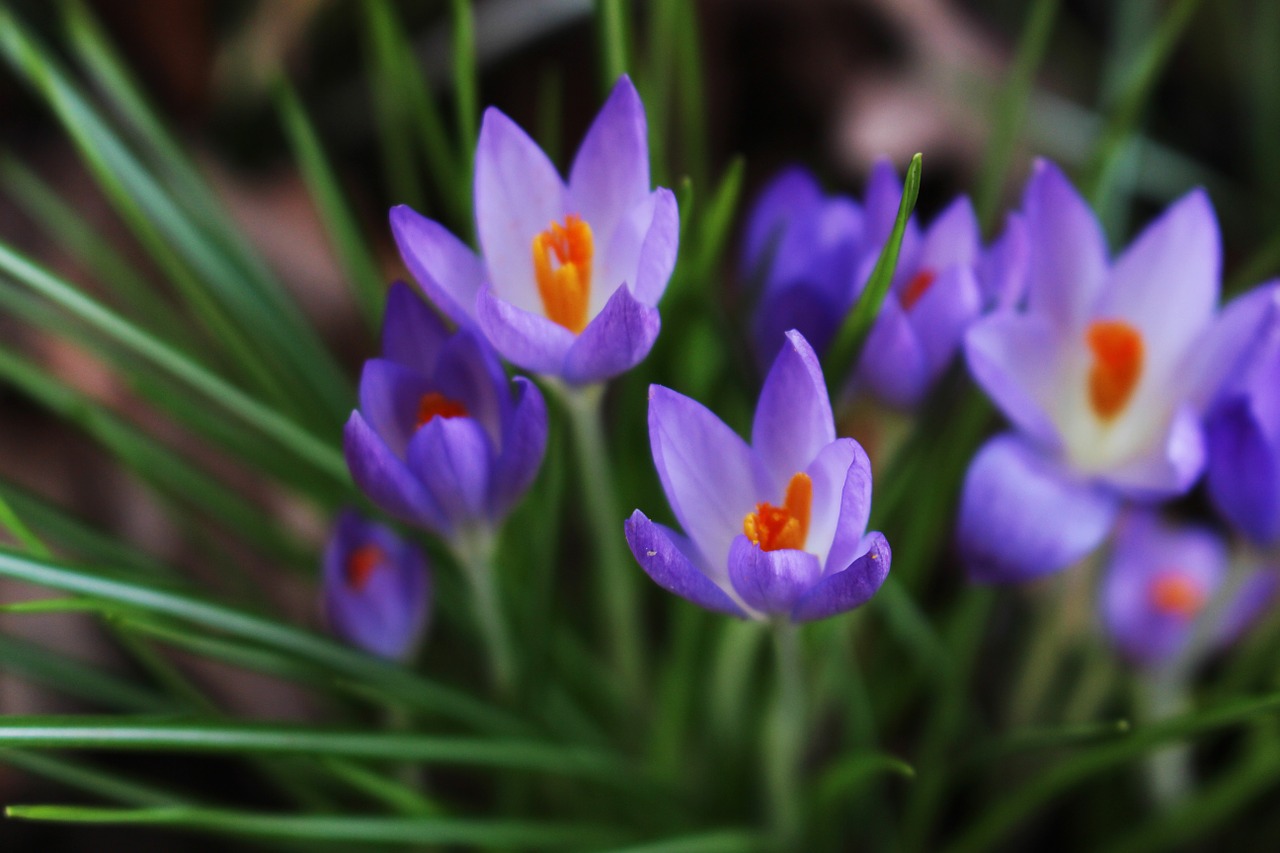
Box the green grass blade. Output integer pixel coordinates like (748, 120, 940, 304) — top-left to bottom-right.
(449, 0, 479, 217)
(824, 153, 922, 394)
(813, 752, 915, 811)
(0, 634, 171, 712)
(600, 831, 765, 853)
(0, 751, 186, 807)
(595, 0, 632, 92)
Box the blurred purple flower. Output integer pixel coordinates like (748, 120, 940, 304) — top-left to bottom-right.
(390, 75, 678, 385)
(344, 283, 547, 538)
(323, 510, 431, 660)
(1204, 282, 1280, 545)
(1101, 511, 1278, 668)
(625, 331, 890, 622)
(957, 160, 1266, 583)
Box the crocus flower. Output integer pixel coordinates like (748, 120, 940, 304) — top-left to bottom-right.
(1100, 511, 1278, 668)
(625, 330, 890, 622)
(1204, 282, 1280, 545)
(390, 75, 678, 385)
(957, 161, 1274, 583)
(344, 283, 547, 538)
(323, 510, 431, 659)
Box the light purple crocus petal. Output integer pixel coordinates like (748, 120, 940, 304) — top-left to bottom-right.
(489, 377, 549, 518)
(407, 417, 493, 534)
(1096, 189, 1219, 368)
(958, 433, 1120, 583)
(752, 330, 835, 491)
(569, 75, 649, 242)
(917, 196, 980, 271)
(856, 300, 929, 410)
(965, 312, 1064, 449)
(1188, 282, 1280, 411)
(979, 213, 1029, 310)
(753, 283, 847, 369)
(430, 329, 509, 445)
(742, 167, 825, 272)
(1102, 403, 1205, 500)
(474, 107, 567, 315)
(623, 188, 680, 307)
(1206, 397, 1280, 544)
(728, 535, 824, 615)
(476, 284, 576, 374)
(908, 265, 983, 376)
(357, 359, 433, 459)
(382, 281, 449, 369)
(390, 206, 487, 325)
(1022, 160, 1108, 329)
(343, 413, 447, 532)
(791, 532, 891, 622)
(1216, 570, 1280, 647)
(810, 439, 873, 575)
(625, 511, 746, 617)
(864, 158, 905, 247)
(563, 284, 662, 385)
(649, 385, 767, 578)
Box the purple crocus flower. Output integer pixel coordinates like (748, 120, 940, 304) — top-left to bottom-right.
(389, 75, 678, 385)
(344, 283, 547, 538)
(323, 510, 431, 660)
(1101, 511, 1278, 668)
(625, 330, 891, 622)
(958, 161, 1269, 583)
(1204, 282, 1280, 545)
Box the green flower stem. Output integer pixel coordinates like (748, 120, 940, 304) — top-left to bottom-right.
(1139, 673, 1192, 807)
(767, 620, 804, 849)
(452, 529, 517, 699)
(554, 381, 644, 705)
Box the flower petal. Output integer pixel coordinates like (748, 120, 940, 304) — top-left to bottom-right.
(406, 416, 493, 533)
(568, 75, 650, 244)
(855, 299, 929, 410)
(1206, 396, 1280, 544)
(627, 188, 680, 307)
(563, 283, 661, 385)
(1022, 159, 1108, 329)
(1186, 281, 1280, 411)
(476, 284, 576, 375)
(957, 433, 1119, 583)
(474, 107, 567, 314)
(649, 384, 767, 580)
(741, 166, 825, 273)
(791, 532, 891, 622)
(1096, 189, 1220, 369)
(343, 412, 447, 532)
(381, 281, 449, 369)
(807, 438, 873, 575)
(918, 195, 980, 271)
(907, 265, 983, 378)
(625, 511, 746, 616)
(1216, 569, 1280, 647)
(727, 535, 823, 615)
(357, 359, 433, 459)
(390, 206, 486, 324)
(1101, 403, 1205, 500)
(751, 281, 847, 368)
(489, 377, 549, 519)
(430, 328, 509, 445)
(752, 330, 835, 490)
(978, 212, 1029, 310)
(964, 312, 1064, 449)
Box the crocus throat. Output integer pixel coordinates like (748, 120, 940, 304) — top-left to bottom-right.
(743, 472, 813, 552)
(1086, 320, 1143, 422)
(900, 269, 938, 311)
(345, 544, 385, 592)
(1148, 569, 1206, 619)
(416, 392, 468, 430)
(532, 214, 593, 335)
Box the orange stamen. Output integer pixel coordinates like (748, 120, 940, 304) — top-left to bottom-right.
(743, 472, 813, 552)
(532, 214, 593, 335)
(416, 392, 468, 430)
(345, 544, 385, 592)
(1086, 320, 1144, 421)
(1148, 570, 1206, 619)
(900, 269, 938, 311)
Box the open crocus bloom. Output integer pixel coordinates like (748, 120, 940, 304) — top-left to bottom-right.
(1101, 511, 1278, 668)
(1205, 282, 1280, 545)
(344, 283, 547, 538)
(625, 331, 890, 622)
(390, 75, 678, 385)
(958, 160, 1266, 583)
(323, 510, 431, 660)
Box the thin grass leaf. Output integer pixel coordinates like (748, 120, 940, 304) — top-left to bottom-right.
(5, 805, 625, 847)
(670, 0, 709, 189)
(319, 756, 444, 817)
(600, 831, 765, 853)
(275, 79, 386, 328)
(0, 634, 171, 713)
(813, 752, 915, 812)
(450, 0, 479, 218)
(969, 719, 1132, 766)
(824, 153, 922, 394)
(361, 3, 425, 213)
(595, 0, 632, 92)
(0, 751, 186, 807)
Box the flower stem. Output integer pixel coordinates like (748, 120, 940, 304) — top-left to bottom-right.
(452, 529, 516, 699)
(767, 620, 804, 849)
(556, 382, 644, 704)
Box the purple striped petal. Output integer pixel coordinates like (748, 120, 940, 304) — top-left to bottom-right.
(390, 206, 486, 325)
(625, 511, 746, 616)
(1022, 160, 1108, 330)
(563, 284, 661, 385)
(343, 412, 447, 533)
(791, 532, 891, 622)
(568, 75, 650, 245)
(752, 330, 835, 491)
(728, 535, 823, 615)
(1101, 403, 1205, 500)
(856, 299, 929, 410)
(476, 284, 576, 375)
(406, 416, 493, 533)
(1206, 396, 1280, 544)
(381, 281, 449, 369)
(489, 377, 548, 519)
(965, 312, 1064, 449)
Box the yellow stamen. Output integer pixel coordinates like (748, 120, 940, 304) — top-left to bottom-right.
(1086, 320, 1144, 421)
(743, 472, 813, 552)
(532, 214, 593, 334)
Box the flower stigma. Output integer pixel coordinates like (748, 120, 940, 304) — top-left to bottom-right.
(416, 392, 469, 429)
(900, 269, 938, 311)
(345, 544, 385, 592)
(1148, 569, 1206, 619)
(743, 472, 813, 552)
(1086, 320, 1144, 422)
(532, 214, 594, 334)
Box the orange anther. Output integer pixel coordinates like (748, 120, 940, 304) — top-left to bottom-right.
(532, 214, 593, 334)
(1086, 320, 1144, 421)
(345, 544, 385, 592)
(743, 472, 813, 552)
(901, 269, 938, 311)
(1148, 570, 1206, 619)
(416, 392, 468, 430)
